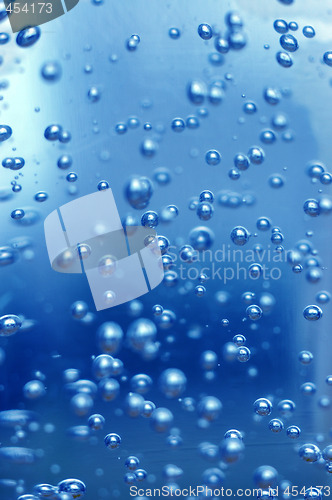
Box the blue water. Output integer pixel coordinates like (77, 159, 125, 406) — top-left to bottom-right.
(0, 0, 332, 499)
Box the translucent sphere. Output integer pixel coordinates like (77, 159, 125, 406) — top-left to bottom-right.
(16, 26, 41, 47)
(200, 350, 218, 370)
(303, 26, 315, 38)
(141, 401, 156, 418)
(303, 305, 323, 321)
(303, 199, 320, 217)
(92, 354, 114, 380)
(169, 27, 181, 39)
(228, 31, 247, 50)
(277, 399, 296, 417)
(304, 488, 322, 499)
(0, 314, 22, 337)
(88, 414, 105, 431)
(98, 255, 116, 276)
(125, 455, 140, 470)
(234, 153, 250, 171)
(57, 154, 73, 170)
(44, 124, 62, 141)
(70, 301, 88, 320)
(141, 211, 159, 228)
(189, 226, 215, 251)
(187, 80, 206, 104)
(298, 350, 313, 365)
(322, 445, 332, 462)
(87, 86, 101, 102)
(197, 202, 214, 221)
(286, 425, 301, 439)
(298, 443, 321, 462)
(253, 465, 278, 488)
(150, 407, 174, 432)
(323, 51, 332, 67)
(97, 322, 123, 354)
(246, 305, 263, 321)
(280, 34, 298, 52)
(159, 369, 187, 398)
(70, 393, 94, 417)
(233, 334, 246, 346)
(205, 149, 221, 165)
(248, 146, 265, 164)
(124, 392, 145, 417)
(99, 378, 120, 402)
(256, 217, 271, 231)
(104, 433, 121, 449)
(237, 346, 250, 362)
(276, 51, 293, 68)
(214, 36, 229, 54)
(269, 418, 284, 433)
(230, 226, 250, 246)
(300, 382, 316, 395)
(253, 398, 273, 416)
(274, 19, 288, 34)
(197, 396, 222, 421)
(125, 176, 153, 209)
(130, 374, 153, 394)
(41, 61, 62, 81)
(263, 87, 281, 105)
(195, 285, 206, 297)
(57, 479, 86, 498)
(243, 101, 257, 114)
(198, 23, 213, 40)
(34, 192, 48, 202)
(23, 380, 46, 400)
(33, 484, 57, 498)
(219, 438, 244, 464)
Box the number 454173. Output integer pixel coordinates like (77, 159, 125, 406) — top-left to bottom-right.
(6, 3, 53, 14)
(283, 486, 330, 496)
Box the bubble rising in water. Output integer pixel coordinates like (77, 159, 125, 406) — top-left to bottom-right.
(205, 149, 221, 165)
(303, 26, 315, 38)
(323, 51, 332, 67)
(263, 87, 281, 105)
(0, 314, 22, 337)
(187, 80, 206, 105)
(269, 418, 284, 433)
(274, 19, 288, 34)
(197, 23, 213, 40)
(298, 443, 321, 462)
(276, 51, 293, 68)
(11, 209, 25, 220)
(150, 407, 174, 432)
(279, 34, 299, 52)
(169, 27, 181, 39)
(247, 305, 263, 321)
(189, 226, 215, 251)
(16, 26, 41, 48)
(104, 433, 121, 449)
(230, 226, 250, 246)
(44, 124, 62, 141)
(57, 478, 86, 498)
(41, 61, 62, 82)
(248, 146, 265, 164)
(125, 176, 153, 209)
(254, 398, 273, 416)
(0, 125, 12, 142)
(303, 305, 323, 321)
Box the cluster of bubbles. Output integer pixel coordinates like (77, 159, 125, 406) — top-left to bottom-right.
(17, 478, 86, 499)
(1, 3, 332, 499)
